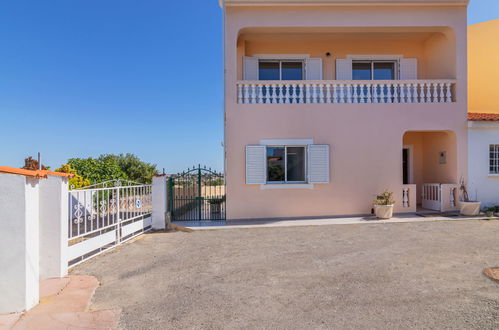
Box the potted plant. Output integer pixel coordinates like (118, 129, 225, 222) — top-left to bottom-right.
(373, 190, 395, 219)
(458, 179, 481, 216)
(485, 206, 495, 219)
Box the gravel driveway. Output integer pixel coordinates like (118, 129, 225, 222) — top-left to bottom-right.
(73, 220, 499, 329)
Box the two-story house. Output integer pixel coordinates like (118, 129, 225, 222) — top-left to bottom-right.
(221, 0, 469, 220)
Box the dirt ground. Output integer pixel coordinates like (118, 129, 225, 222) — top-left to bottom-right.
(73, 220, 499, 329)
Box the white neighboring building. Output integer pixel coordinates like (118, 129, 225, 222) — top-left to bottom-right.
(468, 113, 499, 207)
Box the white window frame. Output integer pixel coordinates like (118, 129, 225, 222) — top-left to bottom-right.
(266, 145, 307, 184)
(258, 59, 305, 81)
(352, 60, 398, 80)
(490, 144, 499, 175)
(260, 139, 314, 189)
(348, 55, 403, 80)
(254, 55, 310, 81)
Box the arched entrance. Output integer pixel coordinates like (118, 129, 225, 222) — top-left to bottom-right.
(403, 130, 459, 212)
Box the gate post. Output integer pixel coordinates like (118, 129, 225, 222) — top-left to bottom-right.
(152, 174, 168, 230)
(39, 175, 69, 280)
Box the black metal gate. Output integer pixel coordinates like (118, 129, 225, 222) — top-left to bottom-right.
(168, 165, 226, 221)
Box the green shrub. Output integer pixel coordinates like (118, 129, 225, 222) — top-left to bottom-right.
(373, 190, 395, 206)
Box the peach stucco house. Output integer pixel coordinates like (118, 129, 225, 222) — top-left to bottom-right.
(220, 0, 469, 220)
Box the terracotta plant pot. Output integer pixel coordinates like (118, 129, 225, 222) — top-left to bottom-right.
(374, 204, 394, 219)
(458, 201, 481, 216)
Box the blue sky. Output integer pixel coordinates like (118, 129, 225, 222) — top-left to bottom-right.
(0, 1, 496, 173)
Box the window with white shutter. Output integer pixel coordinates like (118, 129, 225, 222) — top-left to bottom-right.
(245, 145, 266, 184)
(336, 59, 353, 80)
(258, 60, 305, 80)
(243, 56, 259, 81)
(399, 58, 418, 80)
(266, 146, 306, 183)
(305, 58, 323, 80)
(246, 143, 330, 186)
(308, 144, 330, 184)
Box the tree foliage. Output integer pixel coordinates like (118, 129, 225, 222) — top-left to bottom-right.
(55, 164, 90, 189)
(64, 153, 158, 185)
(112, 153, 158, 184)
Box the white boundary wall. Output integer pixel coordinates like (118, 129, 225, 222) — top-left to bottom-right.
(0, 172, 168, 313)
(0, 173, 40, 314)
(468, 121, 499, 206)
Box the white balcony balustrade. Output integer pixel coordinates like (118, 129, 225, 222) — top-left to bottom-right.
(402, 184, 416, 211)
(236, 80, 456, 104)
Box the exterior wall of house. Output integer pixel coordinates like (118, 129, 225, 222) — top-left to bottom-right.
(469, 19, 499, 114)
(239, 29, 456, 80)
(224, 4, 468, 219)
(468, 122, 499, 206)
(423, 29, 456, 79)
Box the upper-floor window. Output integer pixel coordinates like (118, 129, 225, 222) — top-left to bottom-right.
(352, 60, 397, 80)
(490, 144, 499, 174)
(259, 60, 303, 81)
(243, 56, 322, 81)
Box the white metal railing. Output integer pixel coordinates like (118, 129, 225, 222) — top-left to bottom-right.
(68, 181, 152, 267)
(237, 80, 456, 104)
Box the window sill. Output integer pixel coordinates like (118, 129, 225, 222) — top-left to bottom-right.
(260, 184, 314, 190)
(488, 174, 499, 178)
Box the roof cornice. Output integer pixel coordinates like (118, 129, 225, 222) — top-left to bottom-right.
(220, 0, 470, 7)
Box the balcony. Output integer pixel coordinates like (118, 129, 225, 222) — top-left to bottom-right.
(236, 80, 456, 104)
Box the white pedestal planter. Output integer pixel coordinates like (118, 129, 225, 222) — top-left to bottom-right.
(374, 204, 394, 219)
(458, 201, 481, 216)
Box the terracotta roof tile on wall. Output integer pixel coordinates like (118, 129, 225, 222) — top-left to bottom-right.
(0, 166, 74, 178)
(468, 113, 499, 121)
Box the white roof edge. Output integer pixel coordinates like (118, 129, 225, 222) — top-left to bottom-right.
(221, 0, 470, 7)
(468, 121, 499, 128)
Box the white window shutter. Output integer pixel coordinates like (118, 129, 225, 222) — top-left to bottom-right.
(336, 59, 352, 80)
(243, 56, 259, 81)
(246, 145, 266, 184)
(399, 58, 417, 80)
(305, 58, 323, 80)
(308, 144, 330, 184)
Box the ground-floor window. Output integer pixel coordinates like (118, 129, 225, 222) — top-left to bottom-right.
(245, 143, 329, 186)
(490, 144, 499, 174)
(266, 146, 306, 183)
